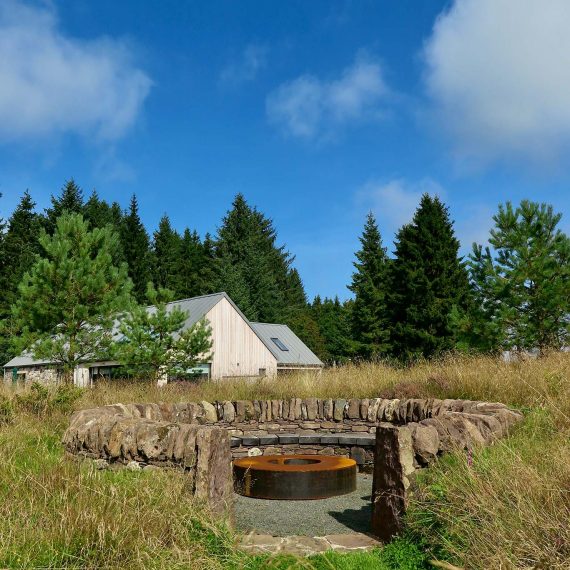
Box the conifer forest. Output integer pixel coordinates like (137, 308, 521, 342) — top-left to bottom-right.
(0, 179, 568, 368)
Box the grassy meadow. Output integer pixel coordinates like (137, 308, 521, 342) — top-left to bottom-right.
(0, 353, 568, 569)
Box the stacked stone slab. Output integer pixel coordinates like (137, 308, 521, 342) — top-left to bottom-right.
(62, 397, 523, 530)
(371, 403, 523, 541)
(62, 405, 233, 515)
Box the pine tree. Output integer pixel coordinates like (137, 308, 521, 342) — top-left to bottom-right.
(113, 284, 213, 382)
(387, 194, 471, 360)
(11, 213, 132, 378)
(121, 195, 152, 302)
(461, 201, 570, 353)
(44, 179, 84, 233)
(152, 215, 182, 293)
(348, 212, 391, 358)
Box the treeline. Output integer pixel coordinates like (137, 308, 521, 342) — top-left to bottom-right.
(0, 180, 568, 366)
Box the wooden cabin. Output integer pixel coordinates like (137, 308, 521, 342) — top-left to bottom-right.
(3, 292, 323, 386)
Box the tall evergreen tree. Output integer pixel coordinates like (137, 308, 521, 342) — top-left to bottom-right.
(348, 212, 391, 358)
(458, 201, 570, 353)
(176, 228, 208, 298)
(152, 214, 182, 293)
(121, 195, 152, 302)
(44, 179, 84, 233)
(0, 191, 43, 364)
(201, 233, 217, 294)
(84, 190, 122, 230)
(11, 213, 132, 378)
(311, 296, 354, 363)
(214, 194, 300, 323)
(387, 194, 471, 360)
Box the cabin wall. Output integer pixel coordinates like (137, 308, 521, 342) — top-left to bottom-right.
(206, 298, 277, 379)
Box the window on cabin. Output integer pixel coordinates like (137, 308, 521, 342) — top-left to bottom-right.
(270, 337, 289, 351)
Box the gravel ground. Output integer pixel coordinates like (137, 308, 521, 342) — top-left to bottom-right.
(234, 473, 373, 537)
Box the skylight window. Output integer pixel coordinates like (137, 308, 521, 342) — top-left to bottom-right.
(271, 337, 289, 351)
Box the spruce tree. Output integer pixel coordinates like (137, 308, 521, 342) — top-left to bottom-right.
(0, 191, 43, 364)
(11, 213, 132, 378)
(121, 195, 152, 302)
(177, 229, 207, 298)
(84, 191, 121, 230)
(200, 233, 217, 294)
(387, 194, 471, 360)
(311, 296, 354, 363)
(461, 201, 570, 352)
(152, 214, 182, 293)
(214, 194, 302, 323)
(44, 179, 84, 233)
(348, 212, 391, 358)
(0, 191, 42, 301)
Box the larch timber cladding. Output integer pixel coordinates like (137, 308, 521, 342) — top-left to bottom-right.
(205, 296, 277, 378)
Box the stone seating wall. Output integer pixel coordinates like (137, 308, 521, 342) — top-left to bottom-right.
(62, 397, 523, 528)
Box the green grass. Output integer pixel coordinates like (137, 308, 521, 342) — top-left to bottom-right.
(0, 352, 568, 568)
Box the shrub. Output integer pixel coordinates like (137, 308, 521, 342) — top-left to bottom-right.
(14, 382, 83, 417)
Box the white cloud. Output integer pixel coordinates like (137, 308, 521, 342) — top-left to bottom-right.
(266, 56, 389, 140)
(220, 44, 268, 86)
(424, 0, 570, 165)
(358, 177, 495, 252)
(0, 0, 151, 142)
(358, 178, 445, 231)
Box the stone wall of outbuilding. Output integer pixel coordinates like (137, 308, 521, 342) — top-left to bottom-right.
(3, 365, 62, 385)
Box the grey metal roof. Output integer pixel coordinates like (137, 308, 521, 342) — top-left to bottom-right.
(4, 293, 227, 369)
(250, 322, 323, 366)
(4, 292, 323, 370)
(4, 353, 48, 368)
(165, 292, 226, 329)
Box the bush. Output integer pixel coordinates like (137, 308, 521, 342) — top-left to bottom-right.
(14, 382, 83, 417)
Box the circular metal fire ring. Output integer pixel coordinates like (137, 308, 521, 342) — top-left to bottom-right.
(234, 454, 357, 500)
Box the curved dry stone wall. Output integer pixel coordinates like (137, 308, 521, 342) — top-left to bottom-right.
(62, 398, 523, 536)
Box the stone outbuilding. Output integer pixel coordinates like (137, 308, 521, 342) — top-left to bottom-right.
(4, 292, 323, 387)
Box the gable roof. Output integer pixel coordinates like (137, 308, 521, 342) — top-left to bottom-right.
(251, 322, 323, 366)
(4, 293, 323, 369)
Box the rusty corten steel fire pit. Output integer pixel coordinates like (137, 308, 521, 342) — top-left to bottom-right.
(234, 454, 357, 500)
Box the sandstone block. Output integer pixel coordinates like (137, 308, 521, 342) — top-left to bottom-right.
(334, 399, 346, 422)
(222, 401, 236, 423)
(271, 400, 282, 420)
(408, 422, 439, 465)
(367, 398, 381, 423)
(201, 401, 218, 423)
(371, 425, 414, 541)
(359, 399, 370, 420)
(195, 427, 233, 515)
(323, 399, 334, 420)
(305, 398, 318, 420)
(347, 399, 360, 419)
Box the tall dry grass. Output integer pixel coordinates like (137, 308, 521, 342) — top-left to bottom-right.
(0, 353, 568, 569)
(80, 352, 569, 424)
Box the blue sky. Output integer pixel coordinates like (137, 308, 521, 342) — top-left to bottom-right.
(0, 0, 569, 300)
